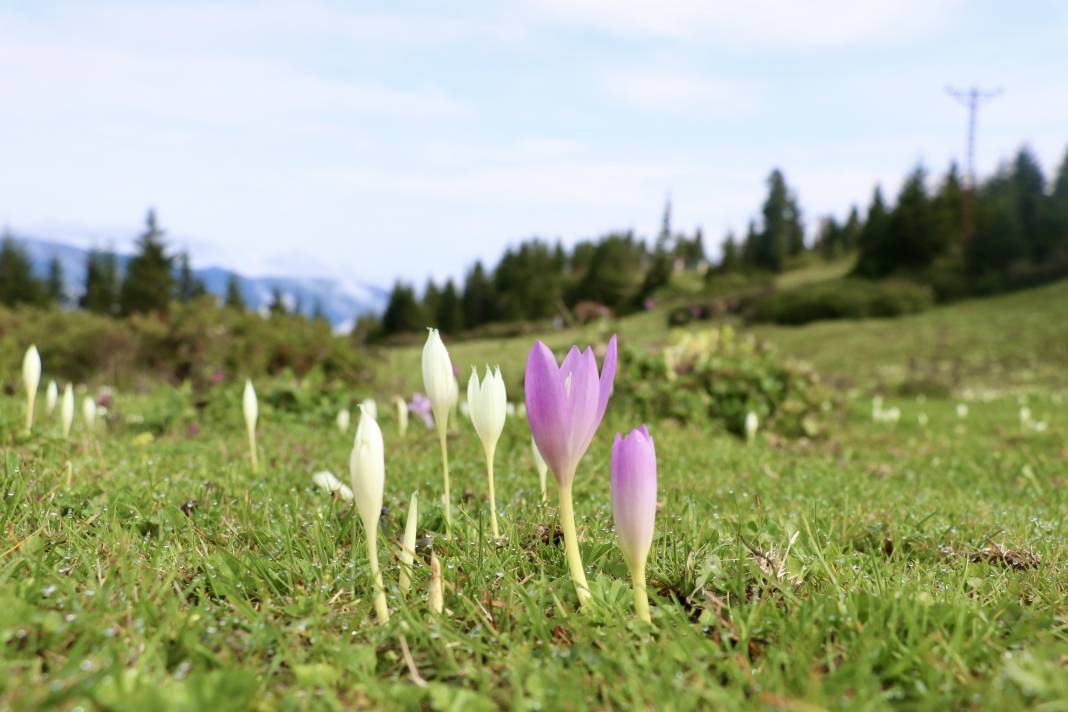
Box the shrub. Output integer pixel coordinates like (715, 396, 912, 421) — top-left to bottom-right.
(615, 327, 827, 438)
(749, 279, 933, 325)
(0, 299, 368, 391)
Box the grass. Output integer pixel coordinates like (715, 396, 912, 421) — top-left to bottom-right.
(1, 281, 1067, 710)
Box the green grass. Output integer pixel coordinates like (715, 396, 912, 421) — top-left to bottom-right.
(2, 282, 1067, 710)
(773, 254, 858, 290)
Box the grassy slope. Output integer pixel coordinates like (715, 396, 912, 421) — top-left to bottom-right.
(1, 283, 1067, 709)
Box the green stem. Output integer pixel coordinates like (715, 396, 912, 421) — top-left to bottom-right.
(367, 527, 389, 623)
(438, 427, 451, 536)
(486, 447, 499, 539)
(631, 563, 651, 623)
(247, 428, 258, 473)
(25, 392, 35, 433)
(558, 481, 590, 606)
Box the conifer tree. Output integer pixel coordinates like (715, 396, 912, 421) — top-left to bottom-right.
(1011, 147, 1052, 260)
(81, 249, 120, 314)
(268, 288, 288, 316)
(461, 261, 495, 328)
(0, 234, 44, 306)
(119, 210, 174, 315)
(854, 188, 892, 277)
(436, 279, 464, 334)
(381, 282, 422, 334)
(224, 274, 246, 311)
(888, 166, 943, 269)
(756, 170, 803, 270)
(46, 257, 65, 305)
(1050, 147, 1068, 253)
(174, 252, 205, 302)
(717, 233, 739, 273)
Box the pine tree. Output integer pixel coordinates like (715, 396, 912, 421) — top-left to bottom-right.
(1011, 147, 1051, 261)
(887, 166, 943, 270)
(81, 249, 119, 314)
(854, 188, 892, 277)
(422, 279, 441, 325)
(1050, 147, 1068, 254)
(46, 257, 65, 305)
(436, 279, 464, 333)
(174, 252, 205, 302)
(224, 274, 246, 311)
(817, 217, 843, 259)
(268, 288, 288, 316)
(756, 170, 803, 270)
(968, 171, 1027, 276)
(381, 282, 423, 334)
(717, 233, 739, 273)
(461, 261, 495, 328)
(0, 234, 44, 306)
(933, 163, 964, 252)
(741, 221, 759, 267)
(841, 207, 862, 252)
(119, 210, 174, 315)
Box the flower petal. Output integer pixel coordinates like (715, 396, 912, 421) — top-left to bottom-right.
(525, 341, 569, 481)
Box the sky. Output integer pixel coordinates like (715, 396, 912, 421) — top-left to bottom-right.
(1, 1, 1067, 288)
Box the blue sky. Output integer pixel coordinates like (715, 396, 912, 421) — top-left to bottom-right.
(1, 1, 1066, 287)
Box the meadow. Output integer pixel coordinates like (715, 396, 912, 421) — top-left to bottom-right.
(1, 281, 1066, 710)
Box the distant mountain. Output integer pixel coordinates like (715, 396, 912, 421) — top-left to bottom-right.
(12, 236, 388, 330)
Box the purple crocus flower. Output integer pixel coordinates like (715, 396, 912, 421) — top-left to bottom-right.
(611, 424, 657, 623)
(524, 334, 618, 606)
(524, 335, 618, 486)
(408, 392, 434, 428)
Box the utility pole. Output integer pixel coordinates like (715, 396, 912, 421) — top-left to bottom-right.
(946, 86, 1002, 244)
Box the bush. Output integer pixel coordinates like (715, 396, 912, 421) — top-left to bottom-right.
(0, 299, 368, 392)
(749, 279, 933, 325)
(614, 327, 828, 438)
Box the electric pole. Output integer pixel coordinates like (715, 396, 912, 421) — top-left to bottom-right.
(946, 85, 1002, 244)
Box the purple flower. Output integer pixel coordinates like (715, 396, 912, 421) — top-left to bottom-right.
(408, 392, 434, 428)
(524, 334, 618, 606)
(611, 425, 657, 570)
(524, 335, 618, 487)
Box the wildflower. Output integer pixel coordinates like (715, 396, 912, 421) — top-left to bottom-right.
(61, 384, 74, 439)
(525, 335, 618, 605)
(468, 366, 507, 538)
(422, 328, 455, 533)
(337, 408, 351, 434)
(350, 406, 389, 623)
(611, 425, 657, 623)
(22, 345, 41, 432)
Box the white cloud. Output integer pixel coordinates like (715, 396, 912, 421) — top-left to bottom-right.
(600, 67, 758, 114)
(0, 40, 466, 125)
(529, 0, 963, 48)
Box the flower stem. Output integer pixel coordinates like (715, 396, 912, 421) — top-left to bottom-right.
(437, 427, 451, 536)
(247, 429, 258, 472)
(631, 564, 651, 623)
(558, 481, 590, 606)
(367, 527, 389, 623)
(486, 448, 499, 539)
(25, 393, 35, 433)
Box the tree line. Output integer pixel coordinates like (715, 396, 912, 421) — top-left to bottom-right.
(0, 210, 264, 316)
(375, 142, 1068, 337)
(3, 142, 1067, 331)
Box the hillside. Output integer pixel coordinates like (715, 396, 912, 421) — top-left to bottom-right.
(372, 278, 1068, 397)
